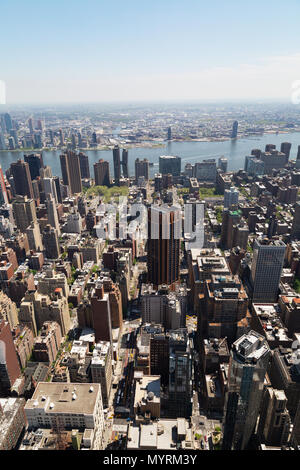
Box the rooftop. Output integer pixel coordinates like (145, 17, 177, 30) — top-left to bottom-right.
(233, 330, 270, 364)
(134, 375, 161, 408)
(25, 382, 100, 415)
(128, 419, 192, 450)
(252, 303, 291, 343)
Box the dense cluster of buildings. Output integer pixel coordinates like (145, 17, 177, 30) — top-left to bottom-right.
(1, 136, 300, 452)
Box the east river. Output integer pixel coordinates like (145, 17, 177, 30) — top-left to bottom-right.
(1, 131, 300, 178)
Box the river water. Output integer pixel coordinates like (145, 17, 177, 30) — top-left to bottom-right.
(1, 131, 300, 178)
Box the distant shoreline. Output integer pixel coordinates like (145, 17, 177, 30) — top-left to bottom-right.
(1, 128, 299, 153)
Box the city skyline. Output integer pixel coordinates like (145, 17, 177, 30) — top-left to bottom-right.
(2, 0, 300, 455)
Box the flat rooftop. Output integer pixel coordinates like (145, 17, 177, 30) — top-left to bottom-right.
(134, 375, 160, 408)
(253, 303, 291, 343)
(25, 382, 100, 415)
(128, 419, 190, 450)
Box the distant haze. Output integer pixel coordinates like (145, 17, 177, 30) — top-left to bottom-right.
(1, 0, 300, 103)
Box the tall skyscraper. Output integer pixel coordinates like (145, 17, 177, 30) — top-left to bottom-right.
(0, 115, 5, 134)
(43, 177, 58, 204)
(280, 142, 292, 163)
(10, 160, 34, 199)
(0, 319, 21, 395)
(0, 132, 6, 150)
(147, 205, 181, 287)
(60, 152, 82, 194)
(40, 165, 52, 179)
(36, 119, 43, 131)
(224, 187, 239, 209)
(24, 153, 44, 180)
(295, 145, 300, 169)
(28, 117, 34, 134)
(46, 194, 61, 235)
(244, 155, 265, 176)
(135, 158, 149, 182)
(60, 153, 70, 186)
(77, 132, 83, 148)
(94, 159, 110, 187)
(222, 331, 270, 450)
(218, 156, 228, 172)
(167, 127, 172, 140)
(0, 166, 8, 205)
(4, 113, 12, 133)
(265, 144, 276, 152)
(250, 238, 286, 303)
(122, 149, 129, 178)
(79, 152, 90, 179)
(12, 196, 37, 232)
(91, 132, 97, 147)
(10, 129, 19, 149)
(220, 208, 241, 249)
(26, 222, 43, 252)
(68, 152, 82, 194)
(91, 282, 113, 344)
(49, 129, 54, 145)
(113, 145, 121, 184)
(8, 137, 15, 150)
(53, 176, 62, 204)
(231, 120, 238, 139)
(291, 202, 300, 240)
(59, 129, 64, 146)
(159, 155, 181, 177)
(42, 225, 60, 259)
(168, 329, 192, 418)
(194, 159, 217, 182)
(267, 215, 278, 239)
(70, 133, 76, 150)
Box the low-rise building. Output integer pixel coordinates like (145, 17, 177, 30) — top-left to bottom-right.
(24, 382, 104, 449)
(127, 419, 194, 450)
(134, 373, 161, 422)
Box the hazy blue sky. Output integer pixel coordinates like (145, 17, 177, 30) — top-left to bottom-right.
(1, 0, 300, 103)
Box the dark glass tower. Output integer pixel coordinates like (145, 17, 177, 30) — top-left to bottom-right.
(113, 145, 121, 184)
(10, 159, 34, 199)
(222, 331, 270, 450)
(24, 153, 44, 180)
(60, 151, 82, 194)
(79, 152, 90, 179)
(231, 120, 238, 138)
(122, 149, 128, 178)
